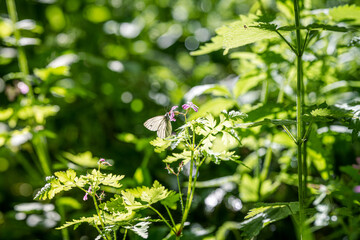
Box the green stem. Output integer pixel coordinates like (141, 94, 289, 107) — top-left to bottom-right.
(177, 175, 185, 213)
(122, 229, 127, 240)
(92, 194, 110, 240)
(149, 206, 177, 235)
(276, 30, 297, 53)
(5, 0, 34, 100)
(282, 125, 297, 144)
(179, 154, 194, 232)
(164, 205, 176, 229)
(294, 0, 305, 238)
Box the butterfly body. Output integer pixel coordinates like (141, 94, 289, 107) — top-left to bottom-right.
(144, 113, 172, 138)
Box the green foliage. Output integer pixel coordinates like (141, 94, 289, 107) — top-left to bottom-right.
(191, 14, 282, 56)
(151, 111, 246, 165)
(121, 180, 178, 207)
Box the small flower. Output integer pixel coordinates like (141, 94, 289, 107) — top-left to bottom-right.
(168, 106, 178, 122)
(354, 185, 360, 193)
(83, 186, 92, 201)
(98, 158, 112, 166)
(17, 82, 29, 94)
(182, 102, 198, 112)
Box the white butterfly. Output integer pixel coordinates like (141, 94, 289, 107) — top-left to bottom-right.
(144, 113, 172, 138)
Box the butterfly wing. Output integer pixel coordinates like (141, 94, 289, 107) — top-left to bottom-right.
(157, 116, 172, 138)
(144, 115, 166, 131)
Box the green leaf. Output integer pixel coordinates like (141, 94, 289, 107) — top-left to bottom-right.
(235, 118, 296, 129)
(191, 14, 282, 56)
(124, 221, 151, 239)
(160, 191, 179, 210)
(34, 66, 70, 81)
(121, 181, 176, 207)
(233, 73, 267, 97)
(189, 98, 236, 120)
(100, 194, 128, 213)
(240, 202, 299, 238)
(149, 137, 171, 153)
(329, 4, 360, 25)
(62, 151, 99, 168)
(163, 150, 192, 164)
(56, 216, 97, 230)
(83, 169, 124, 188)
(203, 85, 232, 98)
(34, 169, 86, 200)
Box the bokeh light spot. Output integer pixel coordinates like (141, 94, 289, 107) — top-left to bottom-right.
(121, 92, 133, 103)
(130, 99, 143, 112)
(0, 158, 9, 172)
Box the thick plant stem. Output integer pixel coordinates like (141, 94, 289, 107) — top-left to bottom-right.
(294, 0, 305, 239)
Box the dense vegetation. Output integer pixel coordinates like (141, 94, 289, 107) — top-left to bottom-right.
(0, 0, 359, 239)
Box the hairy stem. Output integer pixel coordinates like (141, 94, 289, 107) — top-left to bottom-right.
(294, 0, 305, 238)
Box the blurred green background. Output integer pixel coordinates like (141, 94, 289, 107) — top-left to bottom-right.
(0, 0, 360, 239)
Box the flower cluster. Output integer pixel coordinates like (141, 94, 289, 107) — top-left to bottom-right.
(168, 102, 198, 122)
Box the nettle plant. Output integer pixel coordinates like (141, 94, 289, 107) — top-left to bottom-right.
(35, 104, 247, 239)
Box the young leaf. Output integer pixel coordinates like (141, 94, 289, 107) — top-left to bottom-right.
(121, 181, 176, 207)
(124, 221, 151, 239)
(56, 216, 97, 230)
(82, 169, 124, 188)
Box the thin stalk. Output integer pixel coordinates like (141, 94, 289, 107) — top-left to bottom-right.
(6, 0, 34, 99)
(179, 152, 194, 234)
(164, 205, 176, 229)
(122, 229, 127, 240)
(294, 0, 305, 239)
(92, 194, 110, 240)
(282, 125, 297, 144)
(275, 30, 297, 53)
(177, 175, 185, 213)
(179, 157, 202, 235)
(149, 206, 177, 235)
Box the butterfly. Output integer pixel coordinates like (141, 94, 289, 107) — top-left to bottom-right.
(144, 113, 172, 138)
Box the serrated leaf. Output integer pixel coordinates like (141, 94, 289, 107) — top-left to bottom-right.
(121, 181, 176, 207)
(191, 14, 283, 56)
(82, 169, 124, 188)
(163, 150, 192, 164)
(149, 137, 171, 153)
(56, 216, 97, 230)
(34, 170, 85, 200)
(329, 4, 360, 25)
(124, 221, 151, 239)
(100, 194, 127, 213)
